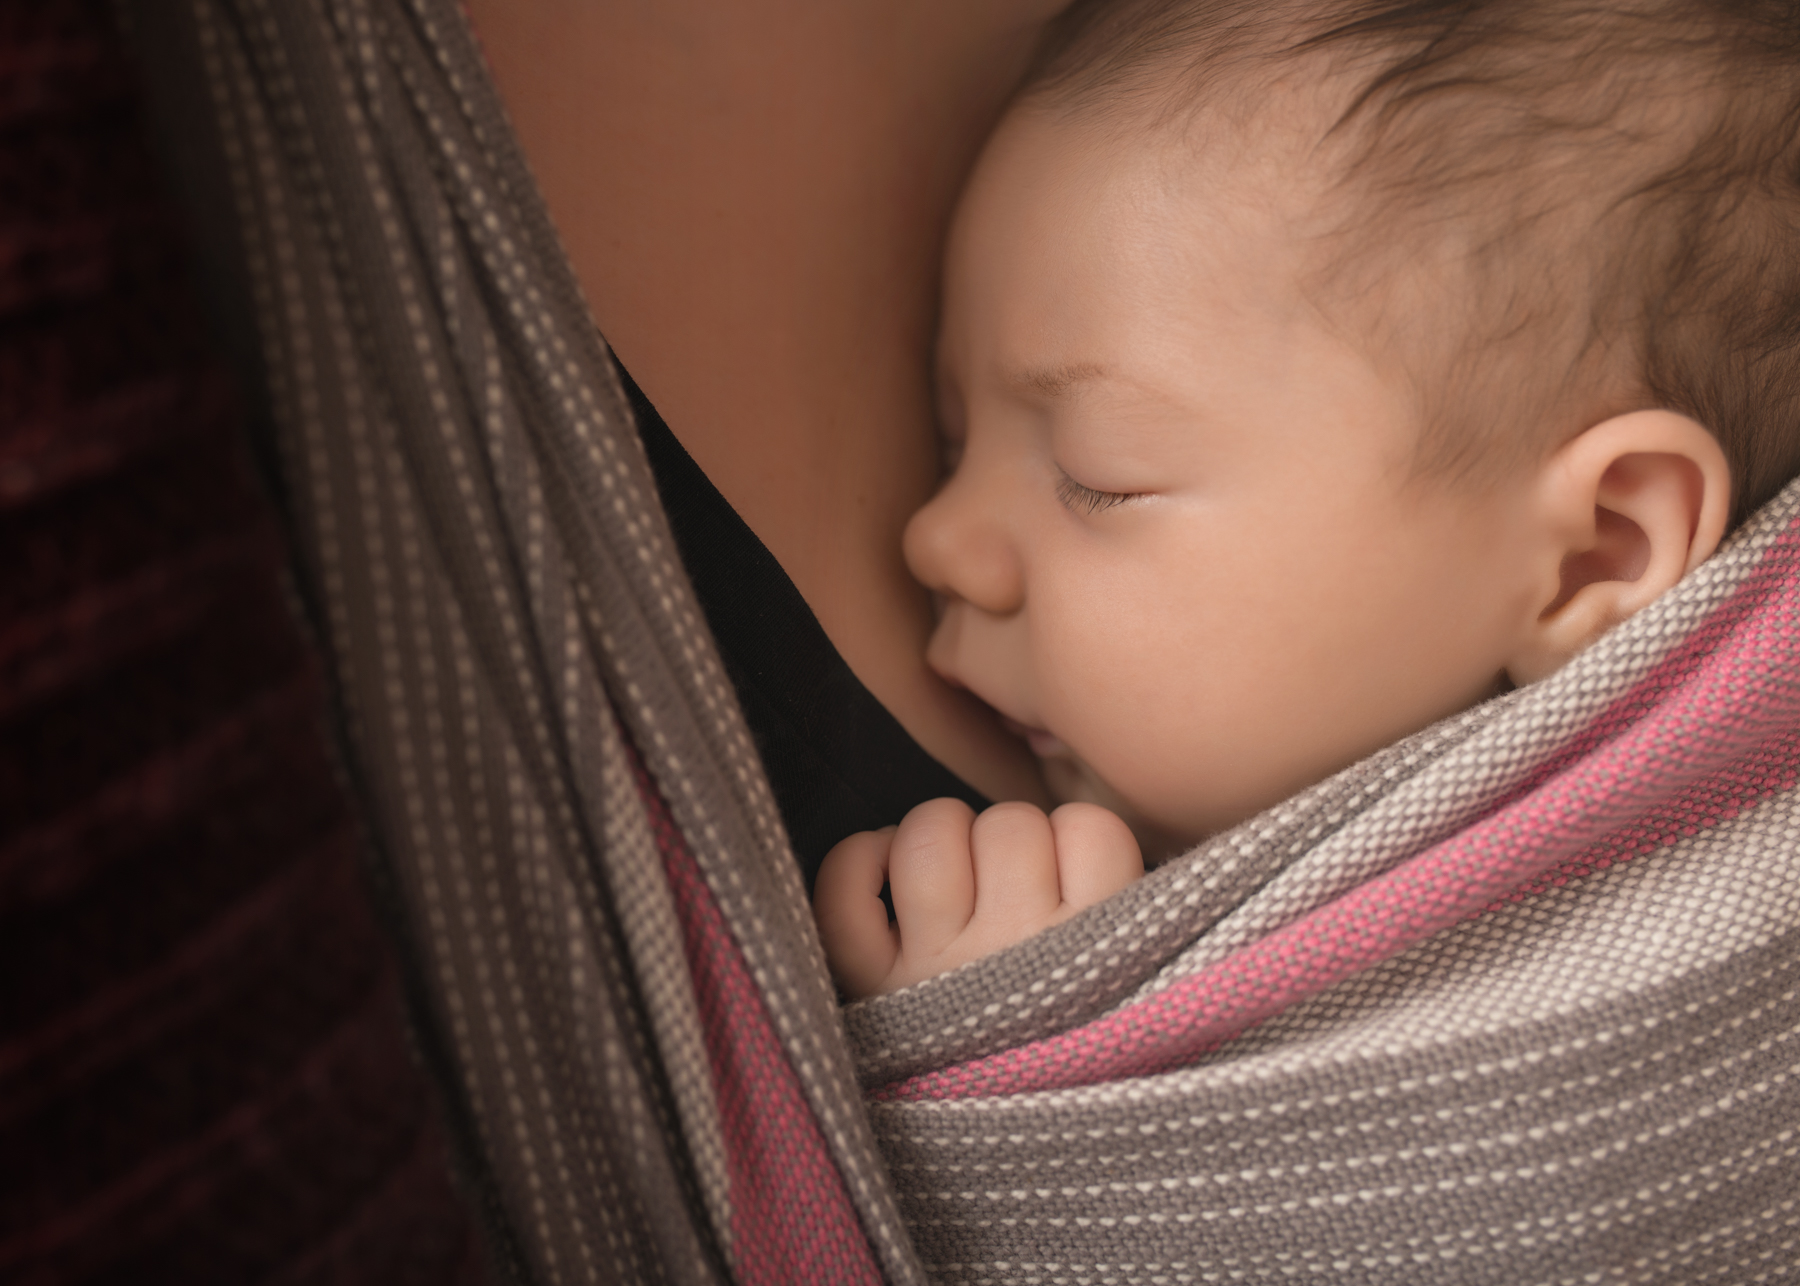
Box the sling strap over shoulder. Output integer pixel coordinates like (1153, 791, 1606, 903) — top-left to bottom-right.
(125, 2, 1800, 1280)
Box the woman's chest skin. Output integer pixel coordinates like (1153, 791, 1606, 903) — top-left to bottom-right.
(468, 0, 1063, 806)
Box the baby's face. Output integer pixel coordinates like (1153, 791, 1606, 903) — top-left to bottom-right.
(906, 105, 1552, 854)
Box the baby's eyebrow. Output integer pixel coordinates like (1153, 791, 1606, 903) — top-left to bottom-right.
(1010, 361, 1108, 401)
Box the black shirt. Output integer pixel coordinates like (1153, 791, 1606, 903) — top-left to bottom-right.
(621, 363, 990, 889)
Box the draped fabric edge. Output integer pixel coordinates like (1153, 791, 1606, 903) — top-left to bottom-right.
(122, 0, 921, 1281)
(121, 0, 1800, 1280)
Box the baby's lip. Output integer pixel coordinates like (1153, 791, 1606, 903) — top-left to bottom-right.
(1000, 714, 1071, 760)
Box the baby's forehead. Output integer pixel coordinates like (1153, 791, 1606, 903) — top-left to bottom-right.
(1003, 77, 1424, 307)
(998, 1, 1800, 521)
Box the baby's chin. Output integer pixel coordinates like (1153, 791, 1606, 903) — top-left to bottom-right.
(1041, 755, 1196, 865)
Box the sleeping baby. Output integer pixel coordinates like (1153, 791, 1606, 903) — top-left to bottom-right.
(813, 0, 1800, 997)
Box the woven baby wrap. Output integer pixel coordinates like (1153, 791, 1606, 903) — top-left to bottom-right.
(123, 1, 1800, 1281)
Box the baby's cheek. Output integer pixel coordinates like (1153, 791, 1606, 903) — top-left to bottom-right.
(1080, 706, 1283, 848)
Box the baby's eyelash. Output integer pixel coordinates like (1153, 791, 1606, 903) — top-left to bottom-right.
(1056, 471, 1137, 514)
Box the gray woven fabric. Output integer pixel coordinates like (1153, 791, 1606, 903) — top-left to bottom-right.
(857, 482, 1800, 1281)
(123, 1, 917, 1282)
(123, 1, 1800, 1282)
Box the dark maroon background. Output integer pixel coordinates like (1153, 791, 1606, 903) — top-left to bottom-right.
(0, 2, 497, 1280)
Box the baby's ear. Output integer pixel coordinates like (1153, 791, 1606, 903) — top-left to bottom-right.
(1506, 409, 1730, 686)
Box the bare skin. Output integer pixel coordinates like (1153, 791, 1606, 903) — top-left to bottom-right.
(466, 0, 1060, 808)
(813, 798, 1142, 997)
(813, 98, 1731, 1000)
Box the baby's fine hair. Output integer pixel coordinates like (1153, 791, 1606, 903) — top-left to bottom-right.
(1027, 1, 1800, 525)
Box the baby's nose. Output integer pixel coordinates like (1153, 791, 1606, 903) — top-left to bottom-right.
(903, 473, 1024, 616)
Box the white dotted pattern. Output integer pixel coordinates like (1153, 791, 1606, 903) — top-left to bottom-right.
(159, 0, 923, 1279)
(141, 0, 1800, 1280)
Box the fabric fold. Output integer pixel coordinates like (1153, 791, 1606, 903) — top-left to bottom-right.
(124, 1, 917, 1282)
(124, 0, 1800, 1280)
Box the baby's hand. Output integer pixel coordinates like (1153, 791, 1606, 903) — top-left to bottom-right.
(813, 798, 1143, 998)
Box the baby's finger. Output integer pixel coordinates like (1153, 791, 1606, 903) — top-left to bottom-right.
(1049, 802, 1144, 910)
(813, 827, 900, 997)
(966, 802, 1062, 938)
(887, 797, 978, 961)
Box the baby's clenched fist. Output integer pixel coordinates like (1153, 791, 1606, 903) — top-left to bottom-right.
(812, 798, 1143, 998)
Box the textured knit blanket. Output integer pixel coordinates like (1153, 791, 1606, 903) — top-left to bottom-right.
(123, 1, 1800, 1282)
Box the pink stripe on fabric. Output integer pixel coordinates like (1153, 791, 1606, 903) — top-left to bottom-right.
(879, 514, 1800, 1102)
(630, 753, 883, 1285)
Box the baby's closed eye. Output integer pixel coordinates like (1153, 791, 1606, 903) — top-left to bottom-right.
(1055, 469, 1139, 514)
